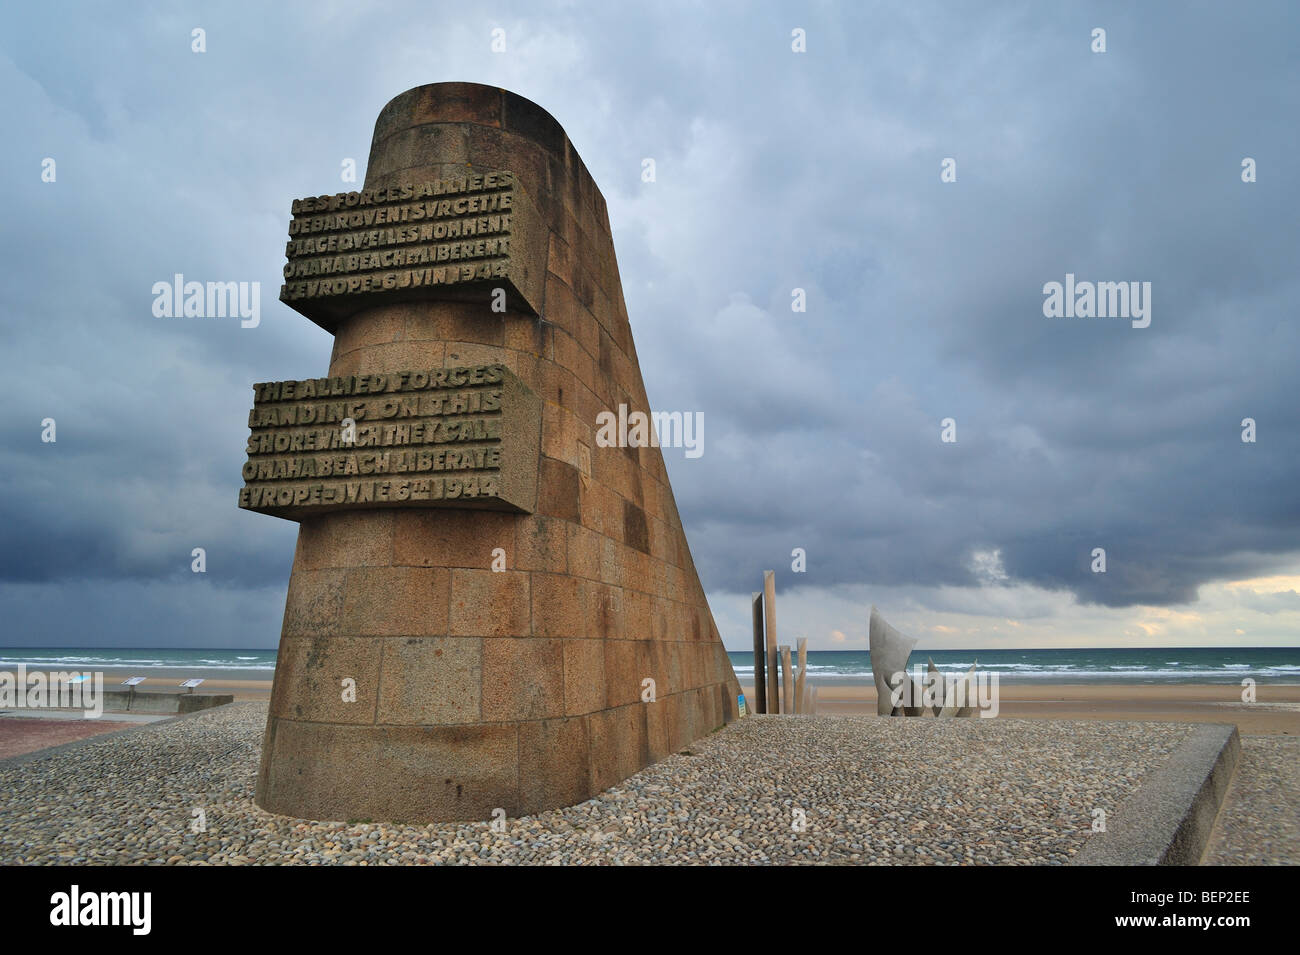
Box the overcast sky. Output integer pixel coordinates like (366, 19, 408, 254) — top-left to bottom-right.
(2, 1, 1297, 650)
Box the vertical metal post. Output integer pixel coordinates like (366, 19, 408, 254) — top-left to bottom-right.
(780, 646, 793, 716)
(763, 570, 779, 713)
(795, 637, 808, 714)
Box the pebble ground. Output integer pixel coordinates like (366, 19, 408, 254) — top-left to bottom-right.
(0, 703, 1195, 865)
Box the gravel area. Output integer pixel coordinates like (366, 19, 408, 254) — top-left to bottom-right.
(1203, 734, 1300, 865)
(0, 703, 1193, 865)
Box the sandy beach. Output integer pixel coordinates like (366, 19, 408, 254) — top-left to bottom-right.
(170, 678, 271, 701)
(73, 670, 275, 702)
(90, 677, 1300, 736)
(744, 682, 1300, 735)
(91, 676, 1300, 736)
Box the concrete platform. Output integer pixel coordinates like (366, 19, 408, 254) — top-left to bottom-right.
(1072, 723, 1240, 865)
(0, 704, 1243, 865)
(100, 689, 234, 714)
(0, 709, 168, 723)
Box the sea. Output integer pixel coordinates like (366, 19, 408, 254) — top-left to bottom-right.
(0, 648, 278, 683)
(727, 647, 1300, 685)
(0, 646, 1297, 685)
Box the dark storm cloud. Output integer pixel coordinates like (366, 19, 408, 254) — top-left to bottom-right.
(614, 2, 1300, 608)
(0, 1, 1296, 647)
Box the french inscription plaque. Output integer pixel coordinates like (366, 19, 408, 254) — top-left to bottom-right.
(238, 363, 540, 519)
(280, 170, 546, 331)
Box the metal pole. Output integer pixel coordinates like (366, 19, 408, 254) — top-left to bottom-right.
(763, 570, 780, 714)
(795, 637, 808, 715)
(780, 646, 793, 716)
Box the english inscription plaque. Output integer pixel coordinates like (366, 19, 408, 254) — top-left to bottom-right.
(238, 363, 540, 519)
(280, 170, 547, 331)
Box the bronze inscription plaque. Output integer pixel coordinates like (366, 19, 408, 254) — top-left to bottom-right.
(238, 363, 540, 519)
(279, 170, 546, 331)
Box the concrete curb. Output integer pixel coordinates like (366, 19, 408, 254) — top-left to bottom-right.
(100, 689, 235, 714)
(0, 700, 249, 770)
(1072, 722, 1240, 866)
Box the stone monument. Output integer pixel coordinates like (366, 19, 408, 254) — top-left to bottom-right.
(870, 607, 978, 718)
(246, 83, 743, 823)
